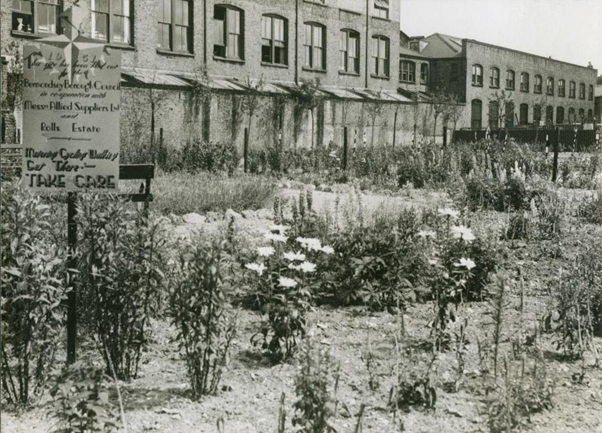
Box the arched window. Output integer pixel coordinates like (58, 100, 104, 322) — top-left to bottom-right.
(569, 81, 576, 98)
(519, 103, 529, 125)
(304, 22, 326, 70)
(371, 35, 390, 77)
(568, 107, 576, 123)
(400, 60, 416, 83)
(505, 101, 515, 127)
(489, 100, 500, 128)
(420, 63, 429, 84)
(214, 4, 244, 59)
(506, 70, 515, 90)
(489, 67, 500, 88)
(534, 75, 542, 93)
(579, 83, 585, 99)
(546, 77, 554, 95)
(587, 109, 593, 122)
(578, 108, 585, 121)
(558, 79, 566, 97)
(589, 85, 594, 101)
(546, 105, 554, 126)
(471, 99, 482, 129)
(340, 29, 360, 73)
(261, 15, 288, 65)
(472, 64, 483, 86)
(556, 107, 565, 124)
(534, 104, 542, 124)
(520, 72, 529, 92)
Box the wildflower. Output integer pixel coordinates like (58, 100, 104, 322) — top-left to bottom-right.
(245, 262, 266, 276)
(279, 277, 298, 288)
(296, 237, 322, 251)
(438, 208, 460, 219)
(417, 230, 436, 239)
(269, 224, 289, 234)
(288, 263, 301, 271)
(451, 225, 476, 243)
(265, 232, 288, 243)
(428, 259, 439, 266)
(298, 261, 317, 273)
(284, 251, 306, 262)
(454, 257, 476, 270)
(257, 246, 275, 257)
(320, 245, 335, 254)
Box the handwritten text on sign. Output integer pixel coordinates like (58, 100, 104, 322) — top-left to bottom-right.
(22, 33, 121, 192)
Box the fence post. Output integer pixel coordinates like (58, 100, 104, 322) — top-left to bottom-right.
(443, 125, 447, 147)
(393, 110, 398, 148)
(343, 126, 348, 170)
(552, 127, 559, 183)
(67, 192, 78, 364)
(545, 133, 549, 158)
(244, 128, 249, 173)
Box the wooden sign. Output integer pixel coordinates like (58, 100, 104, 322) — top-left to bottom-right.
(21, 9, 121, 192)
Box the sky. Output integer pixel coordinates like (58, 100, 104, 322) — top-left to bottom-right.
(399, 0, 602, 75)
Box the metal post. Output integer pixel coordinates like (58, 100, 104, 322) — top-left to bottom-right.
(244, 128, 249, 173)
(552, 127, 559, 183)
(67, 192, 78, 364)
(343, 126, 348, 170)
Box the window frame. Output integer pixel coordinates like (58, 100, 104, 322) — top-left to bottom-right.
(261, 14, 288, 66)
(558, 79, 566, 97)
(556, 106, 564, 124)
(520, 72, 530, 92)
(158, 0, 193, 54)
(471, 99, 483, 130)
(471, 64, 483, 87)
(489, 67, 500, 88)
(578, 82, 585, 99)
(11, 0, 62, 37)
(339, 29, 360, 74)
(534, 74, 542, 94)
(303, 22, 326, 71)
(589, 85, 594, 101)
(213, 4, 244, 61)
(91, 0, 134, 46)
(506, 69, 515, 90)
(569, 81, 576, 98)
(546, 77, 554, 96)
(519, 103, 529, 125)
(371, 35, 390, 78)
(399, 60, 416, 83)
(374, 0, 389, 19)
(420, 63, 429, 85)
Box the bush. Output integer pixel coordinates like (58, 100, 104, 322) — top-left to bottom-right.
(168, 239, 237, 399)
(1, 182, 69, 405)
(48, 358, 120, 433)
(181, 140, 240, 176)
(153, 172, 276, 215)
(76, 195, 167, 381)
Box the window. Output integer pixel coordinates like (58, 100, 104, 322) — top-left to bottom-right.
(589, 85, 594, 101)
(339, 30, 359, 74)
(472, 64, 483, 86)
(558, 79, 565, 97)
(534, 104, 542, 124)
(374, 0, 389, 19)
(546, 105, 554, 125)
(471, 99, 482, 130)
(261, 15, 287, 65)
(578, 108, 585, 122)
(520, 72, 529, 92)
(158, 0, 192, 53)
(91, 0, 132, 44)
(371, 35, 389, 77)
(400, 60, 415, 83)
(506, 70, 515, 90)
(579, 83, 585, 99)
(556, 107, 564, 124)
(420, 63, 429, 84)
(409, 41, 419, 51)
(568, 107, 575, 122)
(214, 5, 243, 59)
(489, 67, 500, 88)
(304, 22, 325, 70)
(12, 0, 61, 35)
(569, 81, 576, 98)
(534, 75, 542, 94)
(587, 109, 593, 122)
(505, 101, 515, 127)
(546, 77, 554, 96)
(519, 103, 528, 125)
(489, 100, 499, 128)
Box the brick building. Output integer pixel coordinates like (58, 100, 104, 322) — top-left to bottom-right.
(404, 33, 598, 130)
(2, 0, 441, 153)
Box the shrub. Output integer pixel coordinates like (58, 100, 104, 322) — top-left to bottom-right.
(76, 195, 167, 381)
(181, 140, 240, 176)
(168, 239, 237, 399)
(153, 172, 276, 215)
(48, 358, 120, 433)
(292, 339, 336, 433)
(1, 182, 69, 405)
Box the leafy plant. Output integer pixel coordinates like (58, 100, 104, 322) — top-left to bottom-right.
(181, 140, 240, 176)
(168, 239, 237, 399)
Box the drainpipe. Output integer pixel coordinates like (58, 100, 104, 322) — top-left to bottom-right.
(295, 0, 299, 85)
(203, 0, 208, 66)
(365, 0, 369, 89)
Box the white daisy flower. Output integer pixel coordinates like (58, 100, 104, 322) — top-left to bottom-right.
(417, 230, 437, 239)
(454, 257, 476, 270)
(245, 262, 266, 276)
(284, 251, 306, 262)
(278, 277, 298, 288)
(320, 245, 335, 254)
(451, 226, 476, 243)
(265, 232, 288, 243)
(298, 261, 317, 273)
(257, 246, 275, 257)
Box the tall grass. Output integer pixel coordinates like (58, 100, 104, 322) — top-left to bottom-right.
(152, 172, 277, 215)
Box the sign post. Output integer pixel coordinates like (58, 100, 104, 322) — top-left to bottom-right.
(21, 7, 121, 364)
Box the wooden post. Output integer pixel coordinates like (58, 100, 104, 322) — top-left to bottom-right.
(413, 124, 417, 147)
(343, 127, 348, 170)
(244, 128, 249, 173)
(392, 110, 398, 148)
(552, 127, 559, 183)
(67, 192, 78, 364)
(443, 125, 448, 148)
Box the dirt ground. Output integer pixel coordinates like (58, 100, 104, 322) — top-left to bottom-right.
(3, 186, 602, 433)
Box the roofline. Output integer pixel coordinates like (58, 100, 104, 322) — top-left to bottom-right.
(434, 33, 461, 53)
(464, 39, 598, 74)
